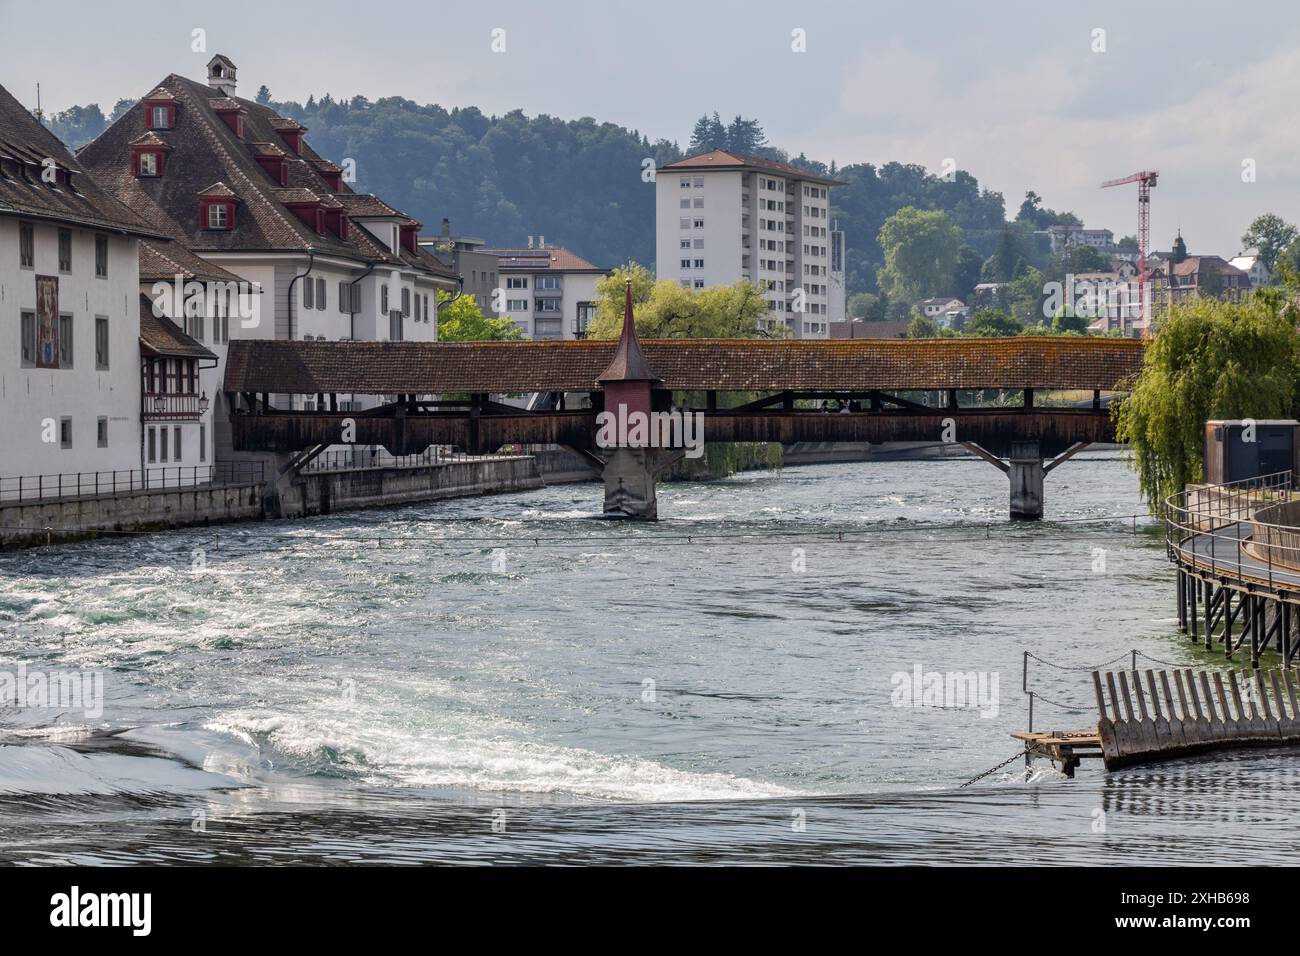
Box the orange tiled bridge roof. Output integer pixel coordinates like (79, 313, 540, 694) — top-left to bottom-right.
(223, 336, 1145, 395)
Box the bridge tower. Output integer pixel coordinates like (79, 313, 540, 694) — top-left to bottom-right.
(596, 280, 672, 519)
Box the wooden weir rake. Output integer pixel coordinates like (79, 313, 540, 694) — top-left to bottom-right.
(1093, 667, 1300, 770)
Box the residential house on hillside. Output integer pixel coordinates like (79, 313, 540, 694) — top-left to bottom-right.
(76, 55, 458, 462)
(915, 296, 968, 330)
(479, 239, 608, 340)
(1228, 252, 1270, 287)
(0, 81, 165, 483)
(1149, 233, 1250, 320)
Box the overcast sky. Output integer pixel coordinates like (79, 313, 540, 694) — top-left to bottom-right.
(4, 0, 1297, 255)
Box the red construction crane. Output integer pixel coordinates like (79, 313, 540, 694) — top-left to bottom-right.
(1101, 170, 1158, 332)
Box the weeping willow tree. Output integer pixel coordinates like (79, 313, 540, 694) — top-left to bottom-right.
(1114, 290, 1300, 513)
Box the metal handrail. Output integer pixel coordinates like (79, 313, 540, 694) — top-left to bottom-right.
(0, 461, 265, 504)
(1163, 470, 1300, 596)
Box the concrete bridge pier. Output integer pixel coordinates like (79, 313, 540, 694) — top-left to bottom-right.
(1008, 441, 1046, 521)
(962, 440, 1090, 521)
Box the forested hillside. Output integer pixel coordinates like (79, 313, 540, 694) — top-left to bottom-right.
(47, 94, 1069, 297)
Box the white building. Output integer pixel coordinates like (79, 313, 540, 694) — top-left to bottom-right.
(0, 82, 163, 489)
(1044, 225, 1116, 253)
(654, 150, 844, 338)
(76, 55, 459, 463)
(1229, 253, 1270, 287)
(481, 240, 608, 340)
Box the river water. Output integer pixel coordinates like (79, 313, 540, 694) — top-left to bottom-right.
(2, 456, 1297, 865)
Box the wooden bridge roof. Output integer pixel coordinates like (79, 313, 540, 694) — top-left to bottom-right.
(223, 336, 1145, 394)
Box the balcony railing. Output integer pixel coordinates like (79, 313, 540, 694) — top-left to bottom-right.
(0, 461, 265, 504)
(142, 392, 206, 420)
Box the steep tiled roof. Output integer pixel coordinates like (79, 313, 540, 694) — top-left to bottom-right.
(0, 83, 162, 236)
(482, 246, 606, 273)
(139, 238, 242, 283)
(660, 149, 844, 186)
(337, 193, 403, 218)
(76, 72, 452, 279)
(128, 131, 171, 149)
(138, 294, 218, 359)
(223, 336, 1145, 395)
(197, 181, 239, 198)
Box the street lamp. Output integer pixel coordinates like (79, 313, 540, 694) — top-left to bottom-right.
(199, 392, 210, 414)
(153, 395, 166, 414)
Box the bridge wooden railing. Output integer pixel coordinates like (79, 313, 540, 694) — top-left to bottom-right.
(231, 406, 1117, 458)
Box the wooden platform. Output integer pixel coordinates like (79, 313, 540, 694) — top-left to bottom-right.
(1010, 730, 1102, 777)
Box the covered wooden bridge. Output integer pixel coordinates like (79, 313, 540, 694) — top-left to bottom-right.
(222, 300, 1143, 518)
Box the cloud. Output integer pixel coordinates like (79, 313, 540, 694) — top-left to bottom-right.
(819, 39, 1300, 254)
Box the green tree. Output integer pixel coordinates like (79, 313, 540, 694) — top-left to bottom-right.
(1005, 267, 1048, 325)
(45, 104, 106, 149)
(953, 245, 984, 300)
(964, 309, 1023, 337)
(876, 207, 962, 301)
(256, 85, 272, 105)
(725, 116, 768, 154)
(436, 291, 524, 341)
(587, 266, 772, 340)
(906, 314, 937, 338)
(1241, 214, 1298, 273)
(1115, 292, 1300, 512)
(689, 112, 728, 153)
(847, 292, 885, 321)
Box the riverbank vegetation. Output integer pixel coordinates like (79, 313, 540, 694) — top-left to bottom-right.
(1114, 290, 1300, 512)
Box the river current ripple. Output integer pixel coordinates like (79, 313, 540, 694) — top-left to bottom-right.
(2, 457, 1296, 864)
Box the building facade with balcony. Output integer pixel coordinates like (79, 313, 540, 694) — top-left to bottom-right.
(654, 150, 845, 338)
(138, 293, 217, 475)
(0, 82, 164, 484)
(480, 242, 607, 340)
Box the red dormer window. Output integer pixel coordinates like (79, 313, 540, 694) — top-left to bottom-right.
(198, 187, 240, 231)
(271, 119, 307, 155)
(323, 208, 350, 239)
(252, 145, 289, 186)
(129, 135, 171, 178)
(399, 223, 419, 253)
(318, 169, 342, 191)
(285, 201, 323, 234)
(143, 97, 176, 130)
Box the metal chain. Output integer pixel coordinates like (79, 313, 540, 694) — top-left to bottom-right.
(1134, 651, 1192, 668)
(1028, 690, 1094, 713)
(1025, 650, 1131, 671)
(959, 750, 1027, 789)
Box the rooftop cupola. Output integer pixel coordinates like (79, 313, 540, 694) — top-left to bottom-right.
(207, 54, 238, 96)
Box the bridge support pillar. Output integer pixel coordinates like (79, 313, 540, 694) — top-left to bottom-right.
(602, 447, 659, 520)
(962, 440, 1089, 521)
(1008, 441, 1045, 521)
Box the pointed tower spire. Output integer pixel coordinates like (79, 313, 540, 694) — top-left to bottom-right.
(598, 278, 660, 384)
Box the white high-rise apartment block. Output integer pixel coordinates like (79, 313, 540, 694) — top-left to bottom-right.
(655, 150, 844, 339)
